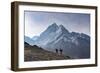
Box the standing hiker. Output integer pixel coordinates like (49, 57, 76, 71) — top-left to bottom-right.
(55, 49, 58, 54)
(60, 49, 63, 55)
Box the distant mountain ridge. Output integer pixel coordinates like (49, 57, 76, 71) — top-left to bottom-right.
(25, 23, 90, 59)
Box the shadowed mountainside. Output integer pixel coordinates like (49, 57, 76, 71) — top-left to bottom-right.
(24, 42, 71, 61)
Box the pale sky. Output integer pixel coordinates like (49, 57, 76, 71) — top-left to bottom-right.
(24, 11, 90, 38)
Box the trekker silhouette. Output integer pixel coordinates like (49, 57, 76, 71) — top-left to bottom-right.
(55, 49, 58, 54)
(59, 49, 63, 55)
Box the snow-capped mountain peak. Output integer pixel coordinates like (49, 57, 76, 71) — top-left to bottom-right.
(40, 23, 59, 37)
(57, 24, 69, 33)
(51, 22, 58, 27)
(46, 22, 59, 31)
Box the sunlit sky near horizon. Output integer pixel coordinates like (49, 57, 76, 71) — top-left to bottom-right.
(25, 11, 90, 38)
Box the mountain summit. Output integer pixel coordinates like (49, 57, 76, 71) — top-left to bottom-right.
(59, 24, 68, 32)
(25, 23, 90, 59)
(40, 23, 59, 37)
